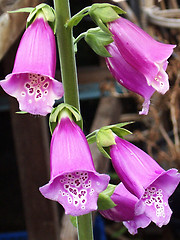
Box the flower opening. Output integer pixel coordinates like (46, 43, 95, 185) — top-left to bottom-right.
(40, 117, 110, 216)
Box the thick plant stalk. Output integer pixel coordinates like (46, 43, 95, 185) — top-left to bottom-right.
(53, 0, 94, 239)
(53, 0, 80, 110)
(77, 213, 94, 240)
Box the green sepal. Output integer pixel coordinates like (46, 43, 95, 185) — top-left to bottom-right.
(89, 3, 125, 33)
(96, 128, 115, 159)
(85, 27, 113, 57)
(49, 103, 83, 135)
(87, 122, 132, 159)
(69, 215, 77, 228)
(86, 130, 98, 145)
(26, 4, 56, 33)
(16, 111, 28, 114)
(104, 122, 133, 138)
(97, 184, 116, 210)
(7, 7, 34, 13)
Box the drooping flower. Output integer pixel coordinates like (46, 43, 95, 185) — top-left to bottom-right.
(106, 42, 155, 114)
(99, 182, 151, 235)
(106, 17, 175, 114)
(109, 136, 180, 230)
(39, 116, 110, 216)
(0, 17, 63, 116)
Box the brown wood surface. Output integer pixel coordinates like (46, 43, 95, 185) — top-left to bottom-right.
(0, 0, 44, 60)
(90, 96, 122, 173)
(10, 99, 60, 240)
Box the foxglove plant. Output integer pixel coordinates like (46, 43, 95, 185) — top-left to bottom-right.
(0, 16, 63, 116)
(39, 115, 110, 216)
(106, 17, 175, 114)
(108, 136, 180, 231)
(5, 2, 178, 239)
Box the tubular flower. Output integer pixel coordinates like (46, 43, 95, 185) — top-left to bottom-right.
(109, 136, 180, 230)
(0, 17, 63, 116)
(39, 117, 110, 216)
(106, 17, 175, 114)
(106, 42, 155, 115)
(99, 183, 151, 235)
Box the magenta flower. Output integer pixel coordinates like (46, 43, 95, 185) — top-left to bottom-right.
(106, 43, 155, 114)
(99, 183, 151, 235)
(0, 17, 63, 116)
(109, 136, 180, 230)
(106, 17, 175, 114)
(39, 117, 110, 216)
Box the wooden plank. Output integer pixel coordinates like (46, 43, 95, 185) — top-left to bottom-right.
(60, 215, 77, 240)
(0, 0, 44, 60)
(90, 96, 122, 172)
(10, 99, 60, 240)
(55, 66, 112, 84)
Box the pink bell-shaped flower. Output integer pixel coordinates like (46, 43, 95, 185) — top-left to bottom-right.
(106, 42, 155, 114)
(39, 116, 110, 216)
(99, 183, 151, 235)
(109, 136, 180, 229)
(0, 17, 63, 116)
(106, 17, 175, 114)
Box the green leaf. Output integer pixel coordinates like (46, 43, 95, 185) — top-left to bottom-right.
(7, 7, 34, 13)
(69, 215, 77, 228)
(97, 184, 116, 210)
(85, 27, 113, 57)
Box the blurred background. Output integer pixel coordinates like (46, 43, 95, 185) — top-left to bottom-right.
(0, 0, 179, 239)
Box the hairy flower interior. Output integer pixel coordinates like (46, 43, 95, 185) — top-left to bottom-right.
(21, 73, 50, 103)
(142, 186, 166, 218)
(59, 171, 96, 210)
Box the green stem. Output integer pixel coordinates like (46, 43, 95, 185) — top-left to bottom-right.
(74, 32, 87, 45)
(65, 6, 90, 27)
(53, 0, 80, 110)
(53, 0, 94, 239)
(77, 214, 94, 240)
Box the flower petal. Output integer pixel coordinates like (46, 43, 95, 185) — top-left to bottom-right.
(108, 17, 174, 95)
(40, 170, 109, 216)
(109, 17, 175, 74)
(99, 183, 138, 221)
(123, 214, 151, 235)
(12, 18, 56, 77)
(140, 169, 180, 227)
(0, 73, 63, 116)
(40, 117, 110, 216)
(106, 43, 155, 115)
(110, 137, 164, 198)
